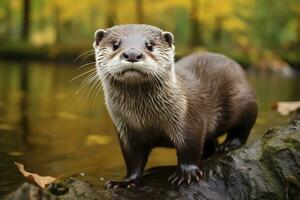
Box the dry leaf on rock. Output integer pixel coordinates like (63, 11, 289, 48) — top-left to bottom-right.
(272, 101, 300, 116)
(15, 162, 56, 188)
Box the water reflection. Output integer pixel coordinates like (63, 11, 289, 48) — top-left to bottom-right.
(19, 63, 30, 146)
(0, 61, 299, 197)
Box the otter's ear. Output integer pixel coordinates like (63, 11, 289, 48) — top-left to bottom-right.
(162, 31, 174, 47)
(94, 29, 106, 46)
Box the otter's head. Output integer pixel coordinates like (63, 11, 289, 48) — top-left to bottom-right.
(93, 24, 175, 85)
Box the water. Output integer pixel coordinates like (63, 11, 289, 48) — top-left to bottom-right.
(0, 61, 299, 197)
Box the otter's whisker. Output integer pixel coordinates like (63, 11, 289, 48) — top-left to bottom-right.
(81, 71, 98, 83)
(91, 80, 102, 106)
(76, 61, 96, 70)
(73, 49, 94, 62)
(78, 53, 95, 65)
(70, 68, 97, 82)
(75, 73, 98, 95)
(86, 78, 101, 99)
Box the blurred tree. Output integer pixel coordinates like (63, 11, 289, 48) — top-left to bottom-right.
(0, 0, 300, 67)
(212, 17, 223, 45)
(136, 0, 144, 23)
(190, 0, 203, 46)
(297, 17, 300, 46)
(0, 1, 11, 41)
(22, 0, 30, 40)
(292, 1, 300, 46)
(249, 0, 294, 51)
(106, 0, 117, 28)
(54, 4, 61, 44)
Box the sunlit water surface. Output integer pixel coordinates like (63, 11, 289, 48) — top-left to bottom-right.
(0, 61, 299, 197)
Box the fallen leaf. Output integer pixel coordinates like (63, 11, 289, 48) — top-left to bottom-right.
(15, 162, 56, 188)
(272, 101, 300, 116)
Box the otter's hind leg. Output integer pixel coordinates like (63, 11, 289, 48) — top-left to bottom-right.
(202, 135, 218, 159)
(216, 104, 258, 153)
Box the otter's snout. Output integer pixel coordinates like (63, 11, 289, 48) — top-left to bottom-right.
(122, 49, 143, 63)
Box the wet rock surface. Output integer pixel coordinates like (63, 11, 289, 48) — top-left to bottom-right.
(5, 121, 300, 200)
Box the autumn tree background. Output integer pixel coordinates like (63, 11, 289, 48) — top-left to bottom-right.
(1, 1, 300, 198)
(0, 0, 300, 69)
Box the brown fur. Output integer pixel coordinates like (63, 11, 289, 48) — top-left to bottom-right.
(93, 24, 258, 188)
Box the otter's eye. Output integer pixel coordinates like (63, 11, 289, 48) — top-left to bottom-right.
(113, 42, 120, 51)
(146, 42, 153, 52)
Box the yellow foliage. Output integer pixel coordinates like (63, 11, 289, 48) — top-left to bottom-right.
(10, 0, 21, 10)
(290, 2, 300, 14)
(37, 0, 253, 32)
(31, 0, 256, 34)
(4, 0, 285, 50)
(236, 35, 250, 46)
(223, 17, 247, 31)
(31, 26, 56, 45)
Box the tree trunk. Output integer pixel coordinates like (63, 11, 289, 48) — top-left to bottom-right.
(54, 5, 60, 44)
(21, 0, 30, 41)
(213, 17, 223, 45)
(0, 1, 12, 41)
(296, 15, 300, 46)
(190, 0, 203, 47)
(106, 0, 117, 28)
(136, 0, 144, 24)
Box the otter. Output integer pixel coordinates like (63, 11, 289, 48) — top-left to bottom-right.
(93, 24, 257, 189)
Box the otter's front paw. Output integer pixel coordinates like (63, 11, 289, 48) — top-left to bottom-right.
(168, 164, 203, 187)
(104, 179, 139, 189)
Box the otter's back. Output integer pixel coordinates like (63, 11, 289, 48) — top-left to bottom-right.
(175, 52, 256, 134)
(175, 52, 246, 85)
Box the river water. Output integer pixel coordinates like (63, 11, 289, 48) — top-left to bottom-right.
(0, 61, 299, 197)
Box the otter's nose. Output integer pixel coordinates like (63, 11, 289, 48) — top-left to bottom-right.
(122, 49, 143, 63)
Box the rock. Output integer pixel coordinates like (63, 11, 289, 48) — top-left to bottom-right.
(5, 121, 300, 200)
(292, 108, 300, 121)
(253, 52, 295, 77)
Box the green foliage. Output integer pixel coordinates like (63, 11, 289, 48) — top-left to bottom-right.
(249, 0, 296, 50)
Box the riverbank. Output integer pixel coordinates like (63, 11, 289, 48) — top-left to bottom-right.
(0, 43, 89, 62)
(1, 43, 300, 71)
(5, 121, 300, 200)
